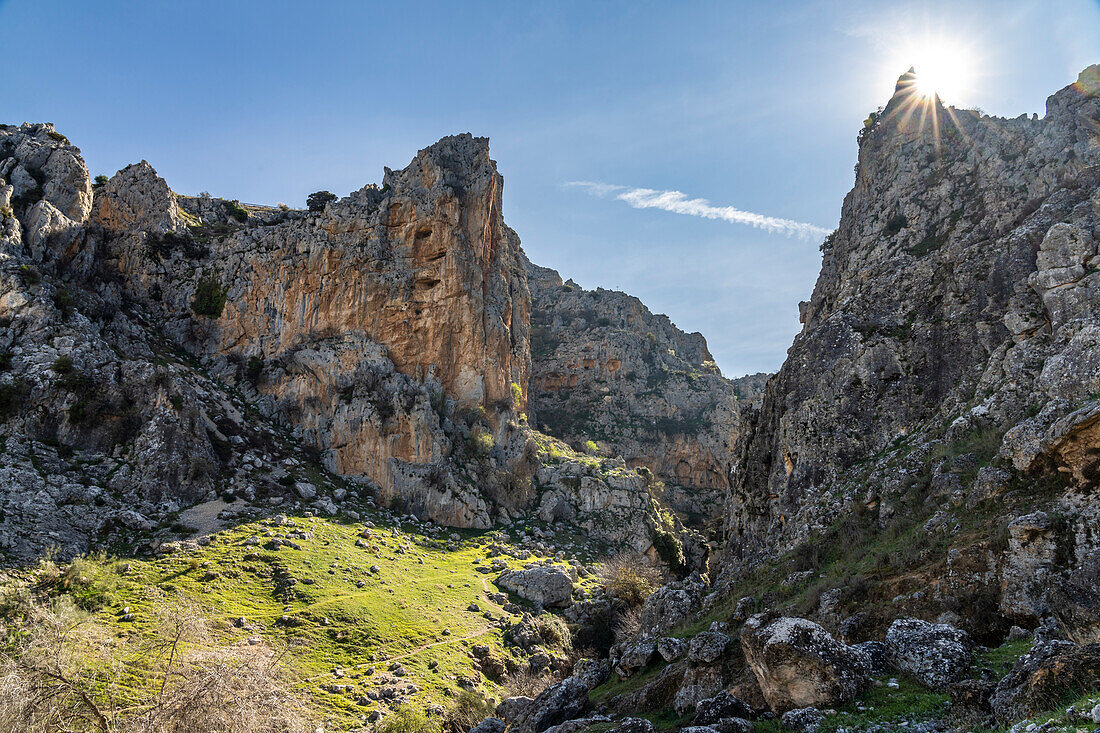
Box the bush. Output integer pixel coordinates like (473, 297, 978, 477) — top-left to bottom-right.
(52, 289, 75, 319)
(306, 190, 337, 212)
(444, 690, 495, 733)
(51, 356, 73, 374)
(884, 213, 908, 236)
(598, 553, 663, 607)
(376, 704, 439, 733)
(245, 355, 263, 384)
(583, 440, 600, 456)
(0, 206, 12, 219)
(93, 174, 109, 188)
(0, 379, 27, 421)
(191, 274, 227, 318)
(510, 381, 524, 409)
(224, 199, 249, 222)
(531, 613, 572, 649)
(469, 428, 494, 457)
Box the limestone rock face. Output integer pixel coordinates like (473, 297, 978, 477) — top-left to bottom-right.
(740, 615, 870, 712)
(92, 134, 532, 525)
(526, 259, 750, 520)
(720, 65, 1100, 585)
(1000, 512, 1057, 621)
(0, 123, 93, 223)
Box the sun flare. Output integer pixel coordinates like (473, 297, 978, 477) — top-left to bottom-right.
(894, 37, 979, 104)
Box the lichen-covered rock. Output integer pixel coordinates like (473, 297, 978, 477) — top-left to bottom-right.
(657, 636, 688, 662)
(511, 659, 608, 733)
(497, 565, 575, 608)
(693, 691, 754, 725)
(639, 573, 708, 634)
(614, 637, 658, 677)
(688, 631, 731, 664)
(780, 707, 825, 733)
(1049, 580, 1100, 644)
(990, 640, 1100, 722)
(741, 615, 870, 712)
(1000, 512, 1056, 621)
(885, 618, 973, 690)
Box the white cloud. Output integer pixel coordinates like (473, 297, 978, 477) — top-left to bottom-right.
(565, 180, 831, 240)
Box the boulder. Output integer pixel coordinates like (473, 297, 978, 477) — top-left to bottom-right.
(709, 719, 752, 733)
(780, 707, 825, 733)
(615, 637, 658, 677)
(740, 615, 869, 712)
(496, 696, 534, 721)
(884, 618, 973, 690)
(693, 691, 754, 725)
(542, 717, 610, 733)
(689, 631, 731, 664)
(470, 718, 506, 733)
(607, 719, 655, 733)
(497, 566, 575, 608)
(657, 636, 688, 662)
(851, 640, 890, 675)
(990, 640, 1100, 722)
(512, 659, 608, 732)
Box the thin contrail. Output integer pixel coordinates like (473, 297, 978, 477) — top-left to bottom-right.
(566, 181, 831, 241)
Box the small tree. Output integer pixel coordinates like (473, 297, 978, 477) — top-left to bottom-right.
(306, 190, 337, 212)
(191, 274, 227, 318)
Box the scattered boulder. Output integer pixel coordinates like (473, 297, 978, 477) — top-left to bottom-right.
(657, 636, 688, 662)
(689, 631, 731, 664)
(608, 718, 656, 733)
(615, 637, 658, 677)
(693, 691, 754, 725)
(708, 718, 752, 733)
(741, 615, 870, 712)
(496, 696, 534, 721)
(948, 678, 995, 717)
(511, 659, 608, 732)
(851, 640, 890, 676)
(780, 707, 825, 733)
(497, 566, 575, 608)
(885, 618, 973, 690)
(990, 640, 1100, 722)
(470, 718, 506, 733)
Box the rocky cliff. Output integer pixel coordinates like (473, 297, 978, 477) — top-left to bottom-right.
(526, 260, 757, 522)
(714, 67, 1100, 629)
(0, 124, 678, 559)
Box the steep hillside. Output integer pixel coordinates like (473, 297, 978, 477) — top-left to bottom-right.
(526, 259, 750, 523)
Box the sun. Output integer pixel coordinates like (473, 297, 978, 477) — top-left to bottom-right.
(899, 38, 978, 104)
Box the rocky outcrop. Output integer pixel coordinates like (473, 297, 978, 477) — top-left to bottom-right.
(723, 66, 1100, 565)
(740, 615, 870, 712)
(990, 640, 1100, 722)
(526, 260, 747, 520)
(0, 124, 675, 557)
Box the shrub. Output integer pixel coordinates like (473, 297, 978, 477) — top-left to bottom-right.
(510, 381, 524, 409)
(598, 553, 662, 607)
(0, 353, 10, 372)
(0, 206, 12, 219)
(469, 428, 494, 456)
(306, 190, 337, 212)
(18, 265, 40, 286)
(51, 355, 73, 374)
(52, 289, 75, 319)
(583, 440, 600, 456)
(376, 704, 439, 733)
(191, 274, 227, 318)
(0, 379, 27, 421)
(224, 199, 249, 222)
(884, 212, 908, 236)
(245, 355, 263, 384)
(444, 690, 495, 733)
(531, 613, 572, 649)
(93, 174, 109, 188)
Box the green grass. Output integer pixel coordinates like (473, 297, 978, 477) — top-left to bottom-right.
(815, 675, 949, 732)
(14, 514, 574, 729)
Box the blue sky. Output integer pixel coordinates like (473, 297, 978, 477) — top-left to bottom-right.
(3, 1, 1098, 375)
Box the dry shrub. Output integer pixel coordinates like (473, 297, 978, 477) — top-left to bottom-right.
(0, 595, 310, 733)
(443, 690, 495, 733)
(613, 604, 643, 645)
(376, 704, 439, 733)
(531, 613, 571, 650)
(598, 553, 663, 608)
(503, 668, 555, 699)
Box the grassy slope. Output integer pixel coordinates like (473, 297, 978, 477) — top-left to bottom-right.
(22, 512, 586, 730)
